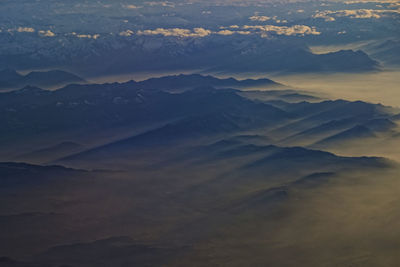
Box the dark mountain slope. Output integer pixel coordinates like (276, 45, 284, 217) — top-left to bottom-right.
(0, 162, 86, 187)
(14, 142, 84, 164)
(363, 39, 400, 66)
(269, 100, 392, 138)
(0, 69, 86, 90)
(208, 47, 379, 73)
(136, 74, 280, 91)
(0, 86, 258, 141)
(312, 125, 376, 148)
(57, 102, 289, 166)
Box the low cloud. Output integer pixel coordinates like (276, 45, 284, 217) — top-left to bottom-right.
(243, 25, 321, 36)
(216, 30, 235, 35)
(314, 9, 400, 21)
(145, 1, 175, 8)
(16, 27, 35, 33)
(135, 24, 320, 38)
(137, 28, 211, 38)
(220, 25, 240, 29)
(119, 30, 134, 37)
(344, 0, 400, 4)
(38, 30, 55, 37)
(249, 15, 271, 22)
(71, 32, 100, 39)
(124, 4, 140, 9)
(236, 31, 252, 35)
(250, 15, 288, 24)
(215, 29, 250, 35)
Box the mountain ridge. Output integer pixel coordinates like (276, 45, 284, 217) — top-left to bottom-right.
(0, 69, 86, 90)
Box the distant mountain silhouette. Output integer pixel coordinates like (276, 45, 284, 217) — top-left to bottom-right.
(1, 74, 398, 164)
(0, 33, 381, 75)
(229, 134, 272, 145)
(239, 90, 320, 104)
(0, 79, 294, 159)
(164, 140, 390, 215)
(0, 69, 86, 90)
(363, 39, 400, 66)
(0, 162, 85, 187)
(207, 48, 379, 73)
(363, 118, 397, 132)
(312, 125, 376, 148)
(313, 50, 380, 72)
(1, 236, 179, 267)
(279, 118, 358, 146)
(393, 113, 400, 121)
(135, 74, 281, 91)
(57, 100, 289, 165)
(15, 141, 84, 164)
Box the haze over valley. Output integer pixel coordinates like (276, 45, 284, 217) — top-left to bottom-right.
(0, 0, 399, 266)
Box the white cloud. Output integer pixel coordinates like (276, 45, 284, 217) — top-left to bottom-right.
(215, 29, 250, 35)
(220, 25, 240, 29)
(72, 33, 100, 39)
(243, 25, 321, 36)
(17, 27, 35, 33)
(271, 16, 288, 24)
(344, 0, 400, 4)
(124, 4, 139, 9)
(119, 30, 134, 37)
(342, 9, 382, 18)
(145, 1, 175, 8)
(134, 24, 320, 39)
(217, 30, 235, 35)
(313, 9, 400, 21)
(250, 15, 289, 24)
(249, 15, 271, 22)
(274, 19, 288, 23)
(38, 30, 55, 37)
(137, 27, 258, 38)
(137, 28, 211, 38)
(236, 31, 252, 35)
(313, 11, 337, 21)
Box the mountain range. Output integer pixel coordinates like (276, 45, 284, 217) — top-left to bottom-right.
(363, 39, 400, 67)
(0, 72, 399, 266)
(0, 35, 381, 76)
(1, 74, 398, 164)
(1, 0, 399, 264)
(0, 69, 86, 90)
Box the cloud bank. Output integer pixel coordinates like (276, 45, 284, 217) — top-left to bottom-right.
(314, 8, 400, 21)
(137, 28, 212, 37)
(243, 25, 321, 36)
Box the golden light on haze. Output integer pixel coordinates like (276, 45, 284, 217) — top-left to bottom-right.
(268, 69, 400, 107)
(171, 168, 400, 266)
(89, 69, 400, 107)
